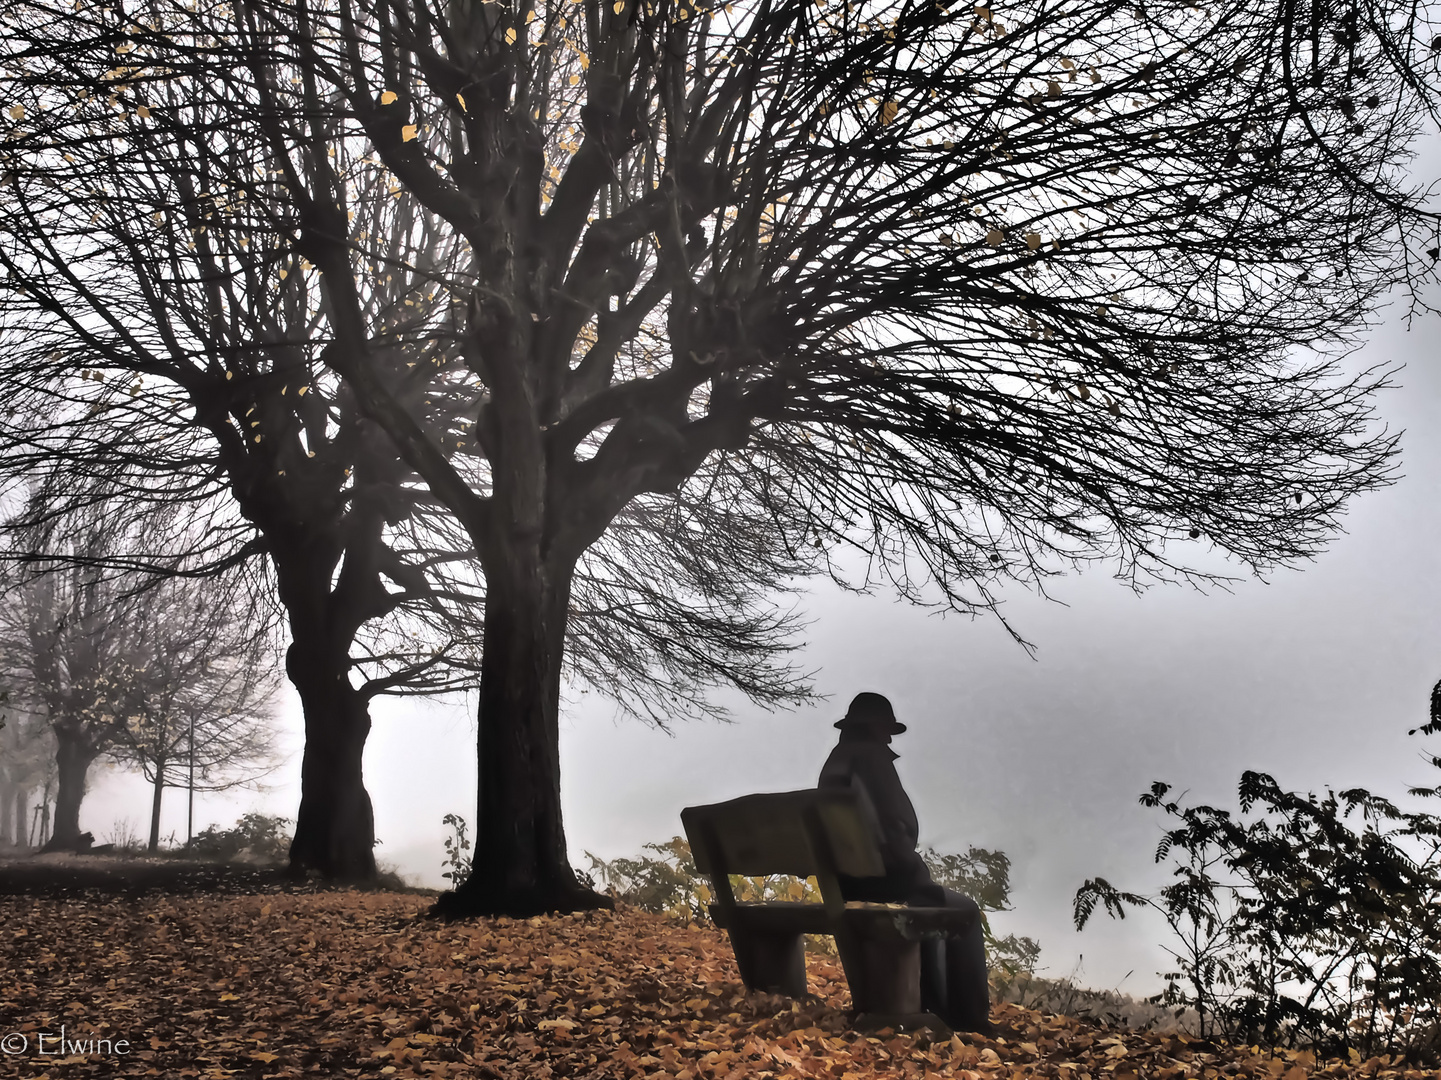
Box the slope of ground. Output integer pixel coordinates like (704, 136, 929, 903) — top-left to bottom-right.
(0, 880, 1425, 1079)
(0, 853, 294, 896)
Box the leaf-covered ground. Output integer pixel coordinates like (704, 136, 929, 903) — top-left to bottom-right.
(0, 883, 1429, 1079)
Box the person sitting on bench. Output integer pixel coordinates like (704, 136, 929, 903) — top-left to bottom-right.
(818, 692, 995, 1035)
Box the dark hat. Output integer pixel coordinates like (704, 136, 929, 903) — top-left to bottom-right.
(833, 692, 907, 735)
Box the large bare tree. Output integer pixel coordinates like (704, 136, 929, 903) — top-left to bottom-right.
(0, 0, 818, 880)
(0, 177, 488, 877)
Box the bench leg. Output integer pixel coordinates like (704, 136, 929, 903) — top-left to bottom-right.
(841, 937, 923, 1015)
(920, 936, 947, 1017)
(727, 928, 807, 998)
(841, 938, 951, 1033)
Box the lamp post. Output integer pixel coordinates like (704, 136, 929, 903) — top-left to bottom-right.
(187, 710, 195, 848)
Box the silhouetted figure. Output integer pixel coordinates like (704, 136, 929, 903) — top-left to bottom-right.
(818, 692, 993, 1034)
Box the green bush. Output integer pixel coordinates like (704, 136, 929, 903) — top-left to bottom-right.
(1075, 771, 1441, 1067)
(189, 812, 292, 862)
(922, 845, 1042, 995)
(585, 837, 718, 920)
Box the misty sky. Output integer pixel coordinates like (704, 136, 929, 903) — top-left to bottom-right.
(80, 292, 1441, 1002)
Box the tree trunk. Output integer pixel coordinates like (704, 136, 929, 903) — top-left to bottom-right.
(435, 555, 611, 917)
(263, 519, 381, 883)
(43, 735, 93, 849)
(148, 757, 166, 853)
(286, 639, 376, 881)
(0, 782, 10, 849)
(15, 788, 28, 848)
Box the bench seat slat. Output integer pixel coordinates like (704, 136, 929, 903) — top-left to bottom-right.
(709, 901, 977, 941)
(707, 901, 832, 934)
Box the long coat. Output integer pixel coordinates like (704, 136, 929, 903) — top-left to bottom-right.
(818, 737, 943, 904)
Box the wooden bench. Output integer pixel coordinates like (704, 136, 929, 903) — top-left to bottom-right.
(680, 787, 976, 1033)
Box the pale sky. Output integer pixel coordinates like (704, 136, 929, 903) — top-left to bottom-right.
(78, 298, 1441, 1001)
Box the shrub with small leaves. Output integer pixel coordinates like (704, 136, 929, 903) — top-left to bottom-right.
(441, 814, 596, 892)
(440, 813, 472, 886)
(924, 846, 1042, 992)
(1076, 770, 1441, 1067)
(189, 813, 292, 863)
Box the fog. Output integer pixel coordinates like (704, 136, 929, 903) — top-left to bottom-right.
(79, 307, 1441, 1001)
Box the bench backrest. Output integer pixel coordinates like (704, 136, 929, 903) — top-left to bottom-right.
(680, 786, 887, 881)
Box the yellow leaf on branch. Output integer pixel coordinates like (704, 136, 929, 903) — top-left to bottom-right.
(380, 90, 398, 105)
(880, 100, 899, 126)
(986, 228, 1004, 247)
(401, 124, 418, 141)
(505, 26, 517, 43)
